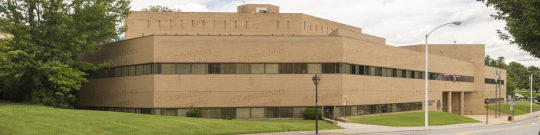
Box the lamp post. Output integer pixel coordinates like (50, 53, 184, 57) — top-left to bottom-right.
(425, 21, 461, 129)
(312, 74, 321, 134)
(530, 71, 539, 117)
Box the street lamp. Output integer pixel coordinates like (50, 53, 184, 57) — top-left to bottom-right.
(312, 74, 320, 134)
(530, 71, 539, 117)
(425, 21, 461, 129)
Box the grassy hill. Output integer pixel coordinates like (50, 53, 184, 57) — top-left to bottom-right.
(348, 111, 480, 127)
(0, 100, 342, 135)
(486, 101, 540, 115)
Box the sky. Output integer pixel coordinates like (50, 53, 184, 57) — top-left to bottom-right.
(130, 0, 540, 67)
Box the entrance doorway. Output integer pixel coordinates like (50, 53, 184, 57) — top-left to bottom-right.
(324, 106, 334, 119)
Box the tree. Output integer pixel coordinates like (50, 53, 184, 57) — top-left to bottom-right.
(141, 5, 181, 12)
(477, 0, 540, 58)
(0, 0, 131, 108)
(506, 76, 516, 96)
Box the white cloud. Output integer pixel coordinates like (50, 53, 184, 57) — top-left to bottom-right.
(130, 0, 540, 67)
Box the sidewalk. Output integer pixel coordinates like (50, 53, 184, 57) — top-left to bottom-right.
(240, 111, 540, 135)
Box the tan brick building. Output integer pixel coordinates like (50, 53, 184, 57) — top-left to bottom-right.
(75, 4, 506, 119)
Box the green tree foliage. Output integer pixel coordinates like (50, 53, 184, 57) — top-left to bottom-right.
(141, 5, 181, 12)
(506, 76, 516, 96)
(302, 107, 322, 120)
(478, 0, 540, 58)
(0, 0, 131, 108)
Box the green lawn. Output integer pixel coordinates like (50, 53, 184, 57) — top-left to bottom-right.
(0, 101, 342, 135)
(348, 111, 480, 127)
(486, 101, 540, 115)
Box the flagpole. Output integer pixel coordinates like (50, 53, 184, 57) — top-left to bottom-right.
(495, 70, 497, 118)
(498, 71, 501, 117)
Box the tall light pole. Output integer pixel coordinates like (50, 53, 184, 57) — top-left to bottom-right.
(312, 75, 321, 134)
(425, 21, 462, 129)
(530, 71, 539, 117)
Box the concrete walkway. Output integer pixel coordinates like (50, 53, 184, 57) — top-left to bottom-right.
(240, 111, 540, 135)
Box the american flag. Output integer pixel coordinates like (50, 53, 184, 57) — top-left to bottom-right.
(443, 73, 457, 83)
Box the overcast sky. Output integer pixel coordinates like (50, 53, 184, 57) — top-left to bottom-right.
(130, 0, 540, 67)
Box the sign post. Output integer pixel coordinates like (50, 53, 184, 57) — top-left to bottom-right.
(509, 97, 515, 121)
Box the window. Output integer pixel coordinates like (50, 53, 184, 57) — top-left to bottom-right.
(192, 64, 207, 74)
(336, 107, 341, 117)
(256, 7, 267, 13)
(308, 64, 321, 73)
(358, 65, 365, 75)
(351, 106, 357, 116)
(386, 68, 393, 77)
(160, 64, 175, 74)
(236, 108, 250, 118)
(236, 64, 250, 74)
(293, 107, 306, 118)
(109, 68, 115, 77)
(141, 109, 152, 114)
(144, 64, 153, 75)
(96, 69, 102, 78)
(251, 108, 265, 118)
(322, 63, 336, 73)
(376, 67, 383, 76)
(366, 66, 376, 75)
(393, 69, 399, 77)
(251, 64, 264, 73)
(343, 106, 351, 116)
(178, 109, 188, 117)
(115, 67, 122, 77)
(162, 109, 177, 116)
(265, 107, 279, 118)
(381, 104, 388, 113)
(208, 108, 220, 119)
(136, 65, 143, 75)
(380, 68, 386, 76)
(222, 64, 235, 74)
(293, 63, 307, 74)
(129, 66, 136, 76)
(337, 64, 342, 73)
(279, 64, 293, 74)
(343, 64, 351, 74)
(122, 67, 129, 76)
(221, 108, 236, 118)
(396, 104, 402, 112)
(279, 107, 293, 118)
(208, 63, 220, 74)
(103, 69, 109, 78)
(351, 65, 357, 74)
(177, 64, 191, 74)
(406, 70, 412, 78)
(198, 109, 207, 118)
(265, 64, 278, 73)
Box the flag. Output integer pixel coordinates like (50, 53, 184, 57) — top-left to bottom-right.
(443, 73, 457, 83)
(498, 70, 501, 88)
(494, 70, 499, 82)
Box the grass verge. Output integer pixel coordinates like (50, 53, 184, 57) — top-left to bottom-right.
(348, 111, 479, 127)
(486, 101, 540, 115)
(0, 100, 342, 135)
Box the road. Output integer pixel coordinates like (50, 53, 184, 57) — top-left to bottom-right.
(368, 117, 539, 135)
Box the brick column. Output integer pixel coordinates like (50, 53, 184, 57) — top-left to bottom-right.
(447, 92, 452, 113)
(460, 91, 464, 115)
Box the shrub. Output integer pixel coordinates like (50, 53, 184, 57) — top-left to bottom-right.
(302, 107, 322, 120)
(535, 95, 540, 102)
(222, 115, 235, 120)
(186, 105, 201, 117)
